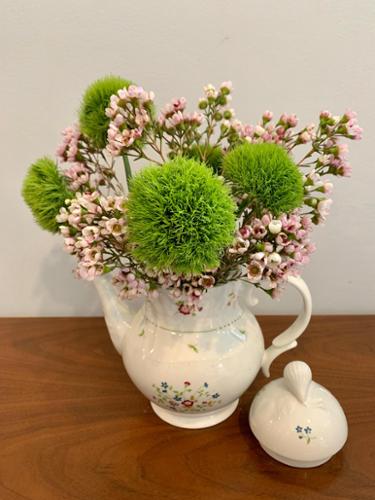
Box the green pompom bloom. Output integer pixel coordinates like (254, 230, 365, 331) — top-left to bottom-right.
(185, 144, 224, 174)
(22, 157, 72, 233)
(127, 157, 236, 274)
(79, 75, 132, 149)
(223, 143, 304, 215)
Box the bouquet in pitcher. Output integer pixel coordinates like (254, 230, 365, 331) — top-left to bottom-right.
(22, 76, 362, 315)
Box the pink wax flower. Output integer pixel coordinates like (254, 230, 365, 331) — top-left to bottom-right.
(239, 225, 251, 239)
(317, 199, 333, 222)
(220, 81, 233, 93)
(48, 78, 362, 314)
(82, 226, 100, 244)
(247, 260, 264, 283)
(64, 162, 89, 191)
(276, 232, 289, 246)
(56, 124, 81, 162)
(251, 221, 267, 240)
(106, 85, 154, 156)
(323, 182, 334, 195)
(287, 114, 298, 127)
(320, 110, 332, 120)
(262, 110, 273, 123)
(203, 83, 218, 99)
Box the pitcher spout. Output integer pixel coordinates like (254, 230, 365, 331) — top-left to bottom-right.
(94, 273, 144, 355)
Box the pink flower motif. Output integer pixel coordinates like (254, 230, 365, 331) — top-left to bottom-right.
(178, 304, 192, 315)
(182, 400, 194, 407)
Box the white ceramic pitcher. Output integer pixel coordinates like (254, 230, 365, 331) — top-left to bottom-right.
(95, 275, 312, 429)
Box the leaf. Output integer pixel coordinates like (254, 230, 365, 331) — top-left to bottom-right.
(138, 330, 145, 336)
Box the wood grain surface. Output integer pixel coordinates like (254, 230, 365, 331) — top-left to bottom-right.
(0, 316, 374, 500)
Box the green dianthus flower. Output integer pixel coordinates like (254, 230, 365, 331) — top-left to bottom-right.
(223, 143, 304, 215)
(127, 157, 236, 274)
(79, 75, 132, 149)
(22, 157, 72, 233)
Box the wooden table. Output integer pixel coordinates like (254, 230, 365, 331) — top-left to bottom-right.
(0, 317, 374, 500)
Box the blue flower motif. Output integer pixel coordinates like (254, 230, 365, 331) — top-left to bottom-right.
(295, 425, 303, 433)
(212, 393, 220, 399)
(161, 382, 168, 389)
(173, 395, 182, 401)
(204, 382, 209, 388)
(304, 426, 312, 434)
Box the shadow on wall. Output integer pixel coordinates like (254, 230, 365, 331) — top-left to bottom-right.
(33, 242, 102, 317)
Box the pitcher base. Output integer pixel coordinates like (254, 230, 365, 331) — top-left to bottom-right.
(150, 399, 239, 429)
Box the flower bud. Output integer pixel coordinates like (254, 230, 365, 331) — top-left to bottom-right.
(262, 110, 273, 123)
(220, 81, 232, 95)
(216, 95, 227, 106)
(268, 220, 282, 234)
(198, 99, 208, 110)
(269, 252, 282, 266)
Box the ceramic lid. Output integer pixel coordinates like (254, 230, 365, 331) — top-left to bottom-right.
(249, 361, 348, 467)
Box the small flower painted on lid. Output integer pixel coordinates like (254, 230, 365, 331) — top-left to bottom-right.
(295, 425, 316, 444)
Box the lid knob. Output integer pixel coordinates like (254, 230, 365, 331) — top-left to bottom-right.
(283, 361, 312, 404)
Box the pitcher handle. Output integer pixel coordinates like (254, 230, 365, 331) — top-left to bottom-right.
(261, 276, 312, 377)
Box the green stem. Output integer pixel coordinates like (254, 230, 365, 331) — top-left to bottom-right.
(122, 155, 132, 191)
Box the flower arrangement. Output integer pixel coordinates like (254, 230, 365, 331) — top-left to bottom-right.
(22, 76, 362, 314)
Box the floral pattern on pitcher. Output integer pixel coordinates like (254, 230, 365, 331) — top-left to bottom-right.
(152, 381, 222, 412)
(295, 425, 316, 444)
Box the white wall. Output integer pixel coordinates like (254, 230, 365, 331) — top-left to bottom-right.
(1, 0, 374, 316)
